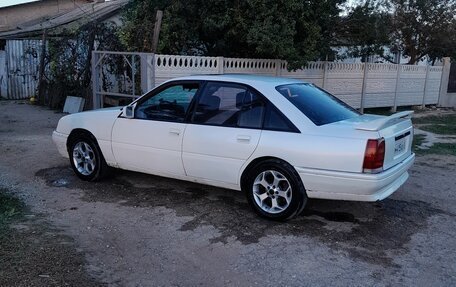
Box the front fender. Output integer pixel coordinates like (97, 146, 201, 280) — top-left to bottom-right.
(55, 107, 122, 165)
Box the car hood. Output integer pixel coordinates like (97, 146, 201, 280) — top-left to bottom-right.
(56, 107, 123, 140)
(79, 106, 123, 114)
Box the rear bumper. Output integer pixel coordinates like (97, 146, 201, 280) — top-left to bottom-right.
(52, 130, 69, 158)
(295, 153, 415, 201)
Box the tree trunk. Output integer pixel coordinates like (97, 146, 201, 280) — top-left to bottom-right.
(408, 50, 417, 65)
(82, 24, 97, 88)
(37, 30, 47, 105)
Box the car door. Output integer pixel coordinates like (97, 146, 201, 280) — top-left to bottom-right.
(182, 81, 265, 185)
(112, 81, 200, 176)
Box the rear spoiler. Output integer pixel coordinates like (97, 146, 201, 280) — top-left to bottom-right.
(356, 111, 414, 131)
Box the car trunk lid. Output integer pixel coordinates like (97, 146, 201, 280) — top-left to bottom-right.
(355, 111, 414, 171)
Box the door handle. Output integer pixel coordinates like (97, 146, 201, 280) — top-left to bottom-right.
(237, 135, 251, 142)
(169, 128, 181, 135)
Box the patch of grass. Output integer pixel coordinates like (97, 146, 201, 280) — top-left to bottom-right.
(417, 143, 456, 156)
(364, 107, 394, 116)
(412, 114, 456, 125)
(0, 189, 101, 286)
(418, 124, 456, 135)
(0, 190, 24, 247)
(364, 106, 414, 116)
(0, 190, 24, 225)
(412, 114, 456, 135)
(412, 134, 426, 152)
(413, 134, 456, 156)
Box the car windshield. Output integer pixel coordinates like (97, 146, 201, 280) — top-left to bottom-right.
(276, 83, 361, 126)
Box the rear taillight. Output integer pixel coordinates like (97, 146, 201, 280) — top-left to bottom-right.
(363, 139, 385, 173)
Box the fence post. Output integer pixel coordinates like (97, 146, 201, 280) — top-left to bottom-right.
(421, 65, 430, 108)
(360, 62, 369, 113)
(217, 56, 224, 74)
(91, 51, 100, 109)
(392, 64, 402, 112)
(275, 59, 282, 76)
(37, 29, 47, 105)
(438, 57, 451, 107)
(140, 53, 148, 95)
(151, 10, 163, 53)
(322, 61, 329, 89)
(131, 54, 136, 98)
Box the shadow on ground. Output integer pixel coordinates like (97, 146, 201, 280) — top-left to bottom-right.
(36, 166, 452, 268)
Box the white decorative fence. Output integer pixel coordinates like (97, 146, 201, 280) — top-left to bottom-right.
(92, 51, 444, 111)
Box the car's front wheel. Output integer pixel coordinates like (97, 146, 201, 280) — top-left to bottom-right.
(244, 159, 307, 220)
(68, 134, 108, 181)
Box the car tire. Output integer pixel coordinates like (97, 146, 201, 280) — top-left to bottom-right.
(68, 134, 109, 181)
(243, 159, 307, 221)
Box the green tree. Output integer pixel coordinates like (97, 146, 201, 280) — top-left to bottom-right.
(43, 22, 123, 108)
(121, 0, 346, 69)
(119, 0, 170, 52)
(388, 0, 456, 64)
(337, 0, 391, 62)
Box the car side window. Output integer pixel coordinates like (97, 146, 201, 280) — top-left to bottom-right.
(264, 104, 298, 132)
(237, 90, 265, 129)
(193, 82, 265, 128)
(135, 83, 199, 122)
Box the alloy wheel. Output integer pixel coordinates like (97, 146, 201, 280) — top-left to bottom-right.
(252, 170, 292, 214)
(72, 141, 96, 176)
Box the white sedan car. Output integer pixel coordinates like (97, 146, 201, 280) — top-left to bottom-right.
(53, 74, 415, 220)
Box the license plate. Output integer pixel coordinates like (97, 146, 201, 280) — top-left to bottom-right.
(394, 138, 406, 155)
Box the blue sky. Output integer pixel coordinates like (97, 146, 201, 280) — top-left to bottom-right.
(0, 0, 40, 8)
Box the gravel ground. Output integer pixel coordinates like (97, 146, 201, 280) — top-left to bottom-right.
(0, 100, 455, 286)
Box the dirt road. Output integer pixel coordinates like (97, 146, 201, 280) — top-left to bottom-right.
(0, 101, 455, 286)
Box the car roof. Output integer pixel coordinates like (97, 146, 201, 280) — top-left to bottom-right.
(170, 74, 305, 87)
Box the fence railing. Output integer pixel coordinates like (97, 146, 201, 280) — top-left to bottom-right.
(92, 51, 444, 112)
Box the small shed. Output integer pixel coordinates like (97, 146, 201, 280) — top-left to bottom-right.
(0, 0, 128, 100)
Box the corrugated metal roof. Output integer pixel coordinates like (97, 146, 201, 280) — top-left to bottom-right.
(0, 0, 129, 39)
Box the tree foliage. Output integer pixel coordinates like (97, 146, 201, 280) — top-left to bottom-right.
(121, 0, 345, 69)
(337, 0, 391, 62)
(120, 0, 456, 66)
(119, 0, 169, 52)
(42, 22, 123, 108)
(388, 0, 456, 64)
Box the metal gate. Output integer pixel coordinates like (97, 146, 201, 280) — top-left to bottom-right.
(3, 40, 42, 99)
(92, 50, 154, 109)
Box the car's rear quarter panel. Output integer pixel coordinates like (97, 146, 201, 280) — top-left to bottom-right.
(247, 130, 367, 173)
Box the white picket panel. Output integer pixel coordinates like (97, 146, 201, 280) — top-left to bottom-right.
(154, 55, 443, 109)
(92, 51, 444, 109)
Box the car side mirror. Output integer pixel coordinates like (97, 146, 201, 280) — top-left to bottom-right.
(123, 104, 135, 119)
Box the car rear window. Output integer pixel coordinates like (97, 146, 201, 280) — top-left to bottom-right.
(276, 83, 361, 126)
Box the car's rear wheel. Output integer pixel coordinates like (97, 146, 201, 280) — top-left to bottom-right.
(244, 159, 307, 220)
(68, 134, 108, 181)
